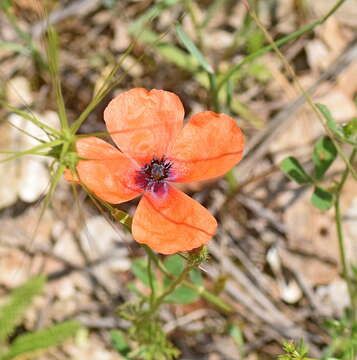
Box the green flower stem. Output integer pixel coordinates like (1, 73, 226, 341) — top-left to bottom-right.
(147, 256, 156, 308)
(335, 148, 357, 320)
(143, 246, 233, 312)
(151, 263, 196, 313)
(208, 72, 220, 113)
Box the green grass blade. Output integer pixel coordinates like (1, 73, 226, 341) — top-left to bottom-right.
(0, 41, 30, 55)
(70, 41, 136, 134)
(129, 0, 179, 35)
(46, 27, 68, 130)
(175, 24, 213, 74)
(7, 120, 46, 144)
(201, 0, 228, 28)
(0, 101, 61, 136)
(135, 29, 199, 72)
(0, 139, 63, 163)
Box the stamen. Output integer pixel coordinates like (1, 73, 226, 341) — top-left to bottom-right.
(135, 157, 173, 194)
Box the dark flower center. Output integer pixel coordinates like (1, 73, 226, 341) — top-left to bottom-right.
(136, 157, 173, 194)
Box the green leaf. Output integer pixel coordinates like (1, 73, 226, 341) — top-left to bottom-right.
(189, 268, 203, 286)
(164, 255, 185, 276)
(110, 330, 130, 356)
(317, 103, 335, 128)
(317, 103, 357, 146)
(131, 258, 158, 291)
(312, 136, 337, 180)
(136, 29, 199, 72)
(164, 284, 199, 304)
(310, 186, 334, 211)
(0, 276, 46, 342)
(131, 258, 150, 286)
(0, 321, 81, 360)
(343, 117, 357, 139)
(163, 255, 201, 304)
(279, 157, 313, 185)
(156, 42, 198, 72)
(126, 282, 145, 297)
(175, 24, 214, 74)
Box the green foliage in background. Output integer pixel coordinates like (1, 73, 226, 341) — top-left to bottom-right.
(113, 301, 180, 360)
(322, 312, 357, 360)
(0, 276, 81, 360)
(278, 340, 315, 360)
(278, 104, 357, 359)
(279, 103, 357, 211)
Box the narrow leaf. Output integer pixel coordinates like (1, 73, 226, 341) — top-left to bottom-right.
(176, 24, 214, 73)
(279, 157, 313, 185)
(0, 101, 61, 136)
(317, 103, 344, 139)
(0, 139, 63, 163)
(46, 27, 68, 129)
(0, 41, 30, 55)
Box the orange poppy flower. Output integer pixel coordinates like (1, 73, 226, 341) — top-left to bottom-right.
(65, 88, 244, 254)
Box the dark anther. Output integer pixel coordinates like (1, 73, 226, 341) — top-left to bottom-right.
(136, 157, 173, 193)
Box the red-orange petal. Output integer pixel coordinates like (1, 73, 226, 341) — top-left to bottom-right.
(104, 88, 184, 163)
(168, 111, 244, 182)
(66, 137, 142, 204)
(132, 185, 217, 254)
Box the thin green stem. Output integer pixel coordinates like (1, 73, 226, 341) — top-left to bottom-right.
(0, 139, 63, 163)
(335, 198, 355, 319)
(70, 41, 136, 134)
(335, 148, 357, 320)
(147, 256, 156, 307)
(208, 73, 220, 113)
(0, 101, 62, 136)
(143, 245, 233, 312)
(151, 263, 195, 313)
